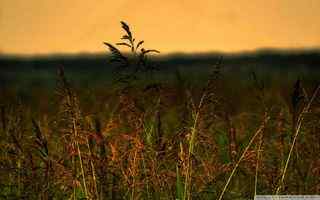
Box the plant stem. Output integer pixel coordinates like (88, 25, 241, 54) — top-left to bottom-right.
(184, 93, 206, 200)
(73, 119, 89, 199)
(255, 132, 263, 197)
(275, 85, 320, 194)
(217, 114, 269, 200)
(86, 139, 99, 199)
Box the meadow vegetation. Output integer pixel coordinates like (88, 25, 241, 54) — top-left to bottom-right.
(0, 21, 319, 200)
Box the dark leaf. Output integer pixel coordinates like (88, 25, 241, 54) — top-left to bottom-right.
(142, 49, 160, 55)
(121, 35, 130, 40)
(120, 21, 132, 38)
(116, 42, 132, 48)
(103, 42, 128, 64)
(136, 40, 144, 50)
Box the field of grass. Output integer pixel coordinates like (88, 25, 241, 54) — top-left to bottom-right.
(0, 22, 319, 200)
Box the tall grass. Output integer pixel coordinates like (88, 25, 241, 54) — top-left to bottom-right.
(0, 21, 319, 200)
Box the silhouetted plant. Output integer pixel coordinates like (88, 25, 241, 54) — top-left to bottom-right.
(103, 21, 160, 86)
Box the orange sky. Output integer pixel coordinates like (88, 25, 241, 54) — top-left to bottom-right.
(1, 0, 320, 55)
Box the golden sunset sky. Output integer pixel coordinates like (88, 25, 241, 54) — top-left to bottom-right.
(1, 0, 320, 55)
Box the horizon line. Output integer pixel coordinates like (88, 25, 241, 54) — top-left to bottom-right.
(1, 46, 320, 59)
